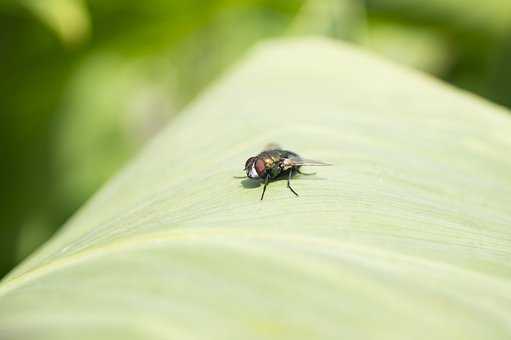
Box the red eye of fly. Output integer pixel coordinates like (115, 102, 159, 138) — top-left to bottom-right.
(255, 159, 266, 177)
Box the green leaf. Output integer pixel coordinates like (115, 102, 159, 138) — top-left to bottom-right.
(1, 38, 511, 339)
(287, 0, 366, 40)
(367, 0, 511, 37)
(21, 0, 90, 45)
(357, 21, 452, 75)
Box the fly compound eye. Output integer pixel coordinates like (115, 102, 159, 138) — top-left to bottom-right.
(255, 158, 266, 177)
(245, 157, 259, 178)
(245, 157, 256, 170)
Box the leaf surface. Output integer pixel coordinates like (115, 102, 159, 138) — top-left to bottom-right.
(1, 38, 511, 340)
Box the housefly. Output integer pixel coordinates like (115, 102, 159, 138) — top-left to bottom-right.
(241, 144, 331, 200)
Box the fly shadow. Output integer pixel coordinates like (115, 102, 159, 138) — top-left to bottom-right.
(236, 173, 326, 190)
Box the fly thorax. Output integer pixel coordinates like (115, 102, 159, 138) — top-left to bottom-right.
(282, 158, 293, 170)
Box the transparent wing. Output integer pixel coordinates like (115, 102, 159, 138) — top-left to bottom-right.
(288, 157, 332, 166)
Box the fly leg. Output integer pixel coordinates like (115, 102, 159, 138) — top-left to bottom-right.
(260, 174, 270, 200)
(287, 169, 299, 197)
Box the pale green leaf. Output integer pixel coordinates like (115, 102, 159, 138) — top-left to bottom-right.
(1, 38, 511, 340)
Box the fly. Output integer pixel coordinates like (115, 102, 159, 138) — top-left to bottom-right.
(241, 144, 331, 200)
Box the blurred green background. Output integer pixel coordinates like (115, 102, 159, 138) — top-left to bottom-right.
(1, 0, 511, 278)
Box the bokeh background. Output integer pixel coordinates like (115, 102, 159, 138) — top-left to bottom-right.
(1, 0, 511, 278)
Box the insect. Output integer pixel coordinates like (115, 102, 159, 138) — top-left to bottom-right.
(241, 144, 331, 200)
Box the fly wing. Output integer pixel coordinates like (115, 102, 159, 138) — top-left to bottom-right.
(292, 159, 332, 166)
(287, 155, 332, 167)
